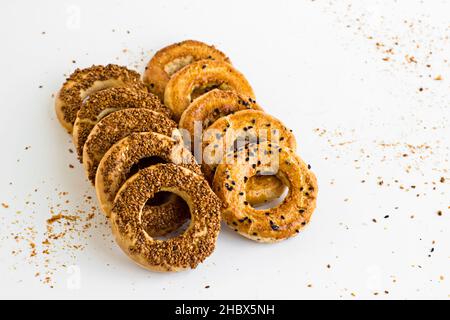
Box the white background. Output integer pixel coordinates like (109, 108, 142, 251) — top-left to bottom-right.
(0, 0, 449, 299)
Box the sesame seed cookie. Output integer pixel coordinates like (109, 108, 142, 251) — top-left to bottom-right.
(55, 64, 146, 132)
(111, 164, 221, 271)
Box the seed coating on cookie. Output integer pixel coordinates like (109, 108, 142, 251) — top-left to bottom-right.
(202, 109, 296, 179)
(164, 60, 255, 120)
(111, 164, 221, 272)
(96, 131, 201, 219)
(55, 64, 146, 132)
(73, 87, 171, 161)
(83, 108, 178, 184)
(143, 40, 230, 100)
(213, 142, 317, 242)
(201, 109, 296, 204)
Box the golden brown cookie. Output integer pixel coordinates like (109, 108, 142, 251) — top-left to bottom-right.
(55, 64, 146, 132)
(202, 109, 296, 204)
(179, 89, 262, 147)
(73, 87, 171, 161)
(111, 164, 221, 272)
(213, 142, 317, 242)
(82, 108, 178, 184)
(164, 60, 255, 120)
(143, 40, 230, 100)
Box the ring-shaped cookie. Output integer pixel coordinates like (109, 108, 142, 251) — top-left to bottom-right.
(143, 40, 230, 100)
(83, 108, 178, 184)
(73, 87, 171, 161)
(164, 60, 255, 120)
(213, 142, 317, 242)
(202, 109, 296, 204)
(179, 89, 262, 147)
(96, 131, 200, 220)
(111, 163, 221, 272)
(55, 64, 146, 132)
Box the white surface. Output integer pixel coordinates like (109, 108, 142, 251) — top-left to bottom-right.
(0, 0, 449, 300)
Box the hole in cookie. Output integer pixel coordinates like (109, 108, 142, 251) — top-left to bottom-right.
(191, 83, 224, 101)
(145, 191, 173, 206)
(127, 156, 167, 179)
(142, 193, 191, 241)
(81, 82, 124, 104)
(246, 174, 289, 210)
(164, 56, 194, 76)
(96, 107, 122, 121)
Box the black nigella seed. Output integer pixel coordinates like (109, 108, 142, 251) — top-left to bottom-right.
(239, 192, 244, 196)
(244, 201, 249, 206)
(202, 65, 207, 69)
(271, 224, 280, 231)
(295, 229, 300, 233)
(244, 176, 248, 183)
(225, 183, 234, 191)
(232, 221, 238, 226)
(281, 215, 285, 220)
(252, 232, 258, 236)
(280, 137, 285, 141)
(265, 212, 270, 216)
(299, 209, 305, 214)
(252, 164, 256, 169)
(308, 164, 311, 169)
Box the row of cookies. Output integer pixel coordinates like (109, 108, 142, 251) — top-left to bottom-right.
(54, 62, 223, 271)
(54, 40, 317, 270)
(142, 40, 318, 242)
